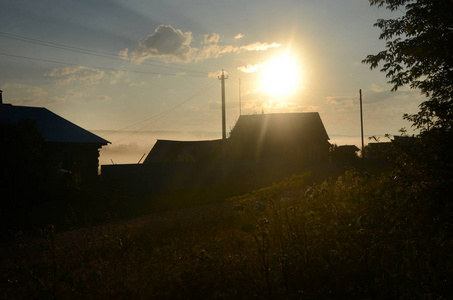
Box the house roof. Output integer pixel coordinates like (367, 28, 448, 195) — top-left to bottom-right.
(143, 139, 223, 164)
(0, 104, 109, 145)
(338, 145, 360, 152)
(229, 112, 330, 142)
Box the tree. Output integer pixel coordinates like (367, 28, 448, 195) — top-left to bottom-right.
(363, 0, 453, 132)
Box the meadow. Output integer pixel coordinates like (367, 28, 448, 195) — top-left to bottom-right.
(1, 166, 451, 299)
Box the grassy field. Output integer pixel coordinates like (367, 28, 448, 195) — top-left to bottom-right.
(1, 168, 451, 299)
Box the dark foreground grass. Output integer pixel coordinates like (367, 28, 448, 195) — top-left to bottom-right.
(1, 170, 452, 299)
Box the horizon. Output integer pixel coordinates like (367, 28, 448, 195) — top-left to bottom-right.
(96, 129, 394, 166)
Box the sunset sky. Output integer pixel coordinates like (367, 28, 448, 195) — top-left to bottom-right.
(0, 0, 427, 163)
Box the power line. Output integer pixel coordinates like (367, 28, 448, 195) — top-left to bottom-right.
(0, 32, 361, 95)
(0, 31, 212, 75)
(109, 80, 218, 144)
(0, 52, 206, 77)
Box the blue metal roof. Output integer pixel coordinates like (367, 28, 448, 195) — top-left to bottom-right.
(0, 104, 109, 145)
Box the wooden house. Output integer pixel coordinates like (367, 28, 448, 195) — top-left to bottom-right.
(143, 139, 223, 164)
(227, 112, 331, 164)
(0, 103, 109, 182)
(142, 112, 330, 166)
(334, 145, 360, 161)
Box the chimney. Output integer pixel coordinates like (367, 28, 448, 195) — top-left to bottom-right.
(0, 90, 3, 105)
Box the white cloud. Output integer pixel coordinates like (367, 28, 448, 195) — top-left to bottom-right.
(129, 82, 145, 87)
(1, 83, 49, 105)
(203, 33, 220, 44)
(46, 66, 105, 85)
(94, 95, 111, 102)
(237, 63, 264, 73)
(371, 84, 384, 93)
(121, 25, 280, 63)
(234, 33, 244, 40)
(45, 66, 124, 86)
(207, 70, 228, 78)
(240, 42, 280, 51)
(51, 90, 111, 104)
(121, 25, 193, 63)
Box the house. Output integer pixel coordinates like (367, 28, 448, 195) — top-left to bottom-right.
(366, 142, 393, 160)
(143, 139, 223, 164)
(333, 145, 360, 161)
(102, 112, 331, 193)
(0, 102, 109, 182)
(227, 112, 330, 164)
(143, 112, 330, 165)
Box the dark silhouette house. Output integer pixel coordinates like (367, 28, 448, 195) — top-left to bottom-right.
(228, 112, 330, 163)
(143, 112, 330, 165)
(334, 145, 360, 161)
(102, 112, 331, 193)
(144, 139, 223, 163)
(0, 103, 109, 182)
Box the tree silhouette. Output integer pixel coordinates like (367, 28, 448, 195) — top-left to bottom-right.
(363, 0, 453, 132)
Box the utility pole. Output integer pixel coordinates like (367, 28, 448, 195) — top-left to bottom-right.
(360, 89, 365, 160)
(219, 70, 228, 140)
(218, 70, 228, 180)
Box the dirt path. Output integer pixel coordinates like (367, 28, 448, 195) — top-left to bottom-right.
(0, 201, 233, 266)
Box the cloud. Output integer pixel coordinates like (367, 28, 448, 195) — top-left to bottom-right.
(45, 66, 124, 86)
(371, 84, 384, 93)
(129, 82, 145, 87)
(109, 70, 126, 85)
(203, 33, 220, 44)
(121, 25, 193, 63)
(46, 66, 105, 85)
(51, 90, 85, 103)
(209, 101, 221, 110)
(1, 83, 49, 105)
(237, 63, 264, 73)
(207, 70, 228, 78)
(94, 95, 111, 102)
(197, 42, 280, 62)
(234, 33, 244, 40)
(240, 42, 280, 51)
(121, 25, 280, 63)
(51, 90, 111, 104)
(327, 95, 355, 105)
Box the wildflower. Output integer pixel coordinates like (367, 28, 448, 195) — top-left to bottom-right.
(305, 187, 314, 197)
(254, 201, 267, 211)
(258, 217, 270, 226)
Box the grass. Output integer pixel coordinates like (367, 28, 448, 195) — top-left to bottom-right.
(1, 169, 452, 299)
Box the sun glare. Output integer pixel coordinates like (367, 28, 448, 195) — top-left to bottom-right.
(260, 54, 302, 97)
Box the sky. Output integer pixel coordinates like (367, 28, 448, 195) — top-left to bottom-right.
(0, 0, 427, 164)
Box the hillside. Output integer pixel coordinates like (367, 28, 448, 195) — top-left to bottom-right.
(1, 170, 451, 299)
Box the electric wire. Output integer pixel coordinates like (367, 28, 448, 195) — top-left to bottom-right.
(0, 31, 212, 75)
(109, 80, 218, 144)
(0, 52, 206, 77)
(0, 31, 359, 94)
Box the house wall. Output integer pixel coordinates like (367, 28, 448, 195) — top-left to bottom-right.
(45, 142, 102, 182)
(227, 138, 329, 164)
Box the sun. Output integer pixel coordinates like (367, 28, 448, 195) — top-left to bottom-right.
(260, 54, 302, 97)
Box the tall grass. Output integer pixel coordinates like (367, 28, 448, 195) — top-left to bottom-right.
(2, 169, 451, 298)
